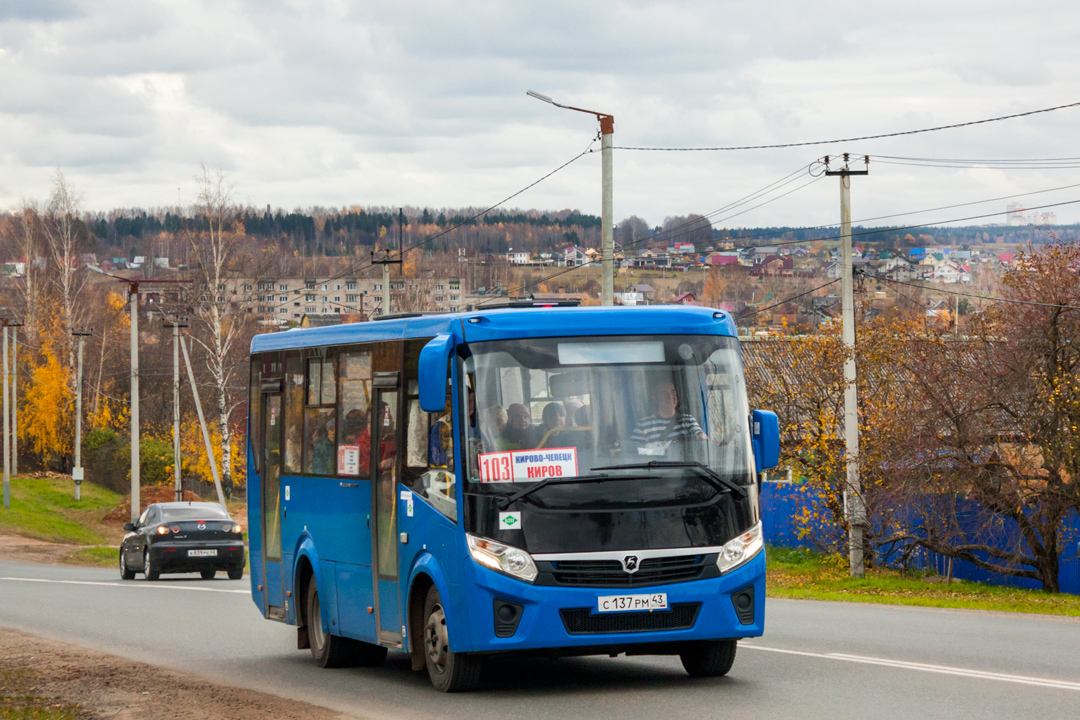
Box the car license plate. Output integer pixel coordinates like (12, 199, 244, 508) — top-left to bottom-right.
(597, 593, 668, 613)
(188, 549, 217, 557)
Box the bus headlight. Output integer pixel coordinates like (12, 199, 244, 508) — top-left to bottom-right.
(467, 534, 538, 583)
(716, 522, 763, 574)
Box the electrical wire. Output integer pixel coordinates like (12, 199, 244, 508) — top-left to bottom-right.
(870, 272, 1080, 311)
(611, 100, 1080, 151)
(736, 279, 841, 320)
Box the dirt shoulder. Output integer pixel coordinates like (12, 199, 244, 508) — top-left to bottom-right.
(0, 628, 364, 720)
(0, 533, 90, 566)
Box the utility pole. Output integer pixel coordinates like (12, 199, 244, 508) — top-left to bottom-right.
(371, 213, 402, 316)
(129, 282, 140, 525)
(167, 317, 188, 501)
(11, 325, 17, 477)
(825, 154, 869, 578)
(526, 91, 615, 305)
(72, 330, 91, 501)
(2, 319, 8, 510)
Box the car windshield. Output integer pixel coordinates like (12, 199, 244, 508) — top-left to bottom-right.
(461, 334, 754, 498)
(160, 505, 229, 521)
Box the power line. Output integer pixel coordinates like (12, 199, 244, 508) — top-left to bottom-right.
(611, 100, 1080, 151)
(736, 279, 841, 320)
(870, 272, 1080, 311)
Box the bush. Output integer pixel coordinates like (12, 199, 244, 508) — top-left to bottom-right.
(83, 432, 175, 492)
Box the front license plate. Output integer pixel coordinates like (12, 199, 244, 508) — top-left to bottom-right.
(597, 593, 668, 613)
(188, 549, 217, 557)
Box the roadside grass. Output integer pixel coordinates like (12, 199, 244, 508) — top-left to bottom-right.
(767, 545, 1080, 617)
(62, 547, 118, 568)
(0, 668, 87, 720)
(0, 477, 121, 545)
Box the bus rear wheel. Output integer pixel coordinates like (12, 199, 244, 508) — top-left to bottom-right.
(680, 640, 737, 677)
(423, 585, 482, 692)
(305, 580, 387, 668)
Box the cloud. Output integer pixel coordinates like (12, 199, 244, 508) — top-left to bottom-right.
(1, 0, 1080, 226)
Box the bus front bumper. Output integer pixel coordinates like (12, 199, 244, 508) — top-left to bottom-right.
(462, 550, 766, 654)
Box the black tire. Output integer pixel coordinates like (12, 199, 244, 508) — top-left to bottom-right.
(143, 550, 160, 581)
(227, 568, 244, 580)
(680, 640, 737, 677)
(306, 580, 365, 668)
(119, 551, 135, 581)
(422, 585, 483, 692)
(201, 570, 216, 580)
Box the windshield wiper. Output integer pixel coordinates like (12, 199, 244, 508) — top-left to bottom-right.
(497, 473, 648, 509)
(591, 461, 748, 499)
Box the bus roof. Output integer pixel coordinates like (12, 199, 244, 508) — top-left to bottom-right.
(249, 305, 738, 354)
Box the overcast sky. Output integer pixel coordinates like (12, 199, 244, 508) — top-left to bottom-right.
(2, 0, 1080, 230)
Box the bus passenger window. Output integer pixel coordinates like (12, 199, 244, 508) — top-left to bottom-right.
(304, 353, 337, 476)
(283, 354, 303, 474)
(338, 351, 372, 477)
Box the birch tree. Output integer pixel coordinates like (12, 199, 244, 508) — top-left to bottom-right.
(188, 165, 250, 496)
(42, 171, 88, 374)
(12, 200, 44, 341)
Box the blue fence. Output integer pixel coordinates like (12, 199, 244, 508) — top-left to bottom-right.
(761, 482, 1080, 595)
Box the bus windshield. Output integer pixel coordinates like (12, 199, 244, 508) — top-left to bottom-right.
(462, 334, 754, 499)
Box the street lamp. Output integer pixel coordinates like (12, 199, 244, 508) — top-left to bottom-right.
(528, 90, 615, 306)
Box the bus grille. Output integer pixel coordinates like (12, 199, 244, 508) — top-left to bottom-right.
(549, 555, 710, 588)
(559, 603, 701, 635)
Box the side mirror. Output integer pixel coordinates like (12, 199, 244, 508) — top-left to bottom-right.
(123, 523, 135, 532)
(419, 334, 454, 413)
(751, 409, 780, 472)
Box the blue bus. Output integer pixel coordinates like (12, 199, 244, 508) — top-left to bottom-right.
(247, 304, 779, 692)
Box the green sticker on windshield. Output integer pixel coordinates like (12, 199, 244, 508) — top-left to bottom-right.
(499, 512, 522, 530)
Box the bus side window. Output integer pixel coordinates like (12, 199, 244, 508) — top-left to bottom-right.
(403, 340, 456, 521)
(303, 353, 337, 476)
(282, 352, 303, 474)
(249, 354, 262, 474)
(337, 349, 372, 478)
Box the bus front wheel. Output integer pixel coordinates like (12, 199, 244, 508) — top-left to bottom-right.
(423, 585, 482, 692)
(680, 640, 737, 677)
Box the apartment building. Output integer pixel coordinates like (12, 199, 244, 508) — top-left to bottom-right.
(209, 275, 467, 325)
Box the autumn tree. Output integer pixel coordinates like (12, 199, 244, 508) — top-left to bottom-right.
(885, 241, 1080, 592)
(42, 171, 88, 375)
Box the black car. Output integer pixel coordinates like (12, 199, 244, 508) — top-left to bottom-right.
(120, 502, 246, 581)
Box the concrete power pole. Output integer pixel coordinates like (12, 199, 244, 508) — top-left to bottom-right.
(2, 320, 7, 510)
(129, 282, 141, 525)
(600, 115, 614, 306)
(826, 154, 869, 578)
(72, 330, 91, 500)
(371, 214, 402, 316)
(168, 318, 188, 502)
(11, 326, 17, 477)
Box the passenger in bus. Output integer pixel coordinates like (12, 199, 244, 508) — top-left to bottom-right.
(631, 380, 707, 446)
(430, 393, 454, 469)
(311, 417, 336, 475)
(341, 409, 370, 475)
(575, 404, 591, 427)
(563, 399, 584, 426)
(532, 402, 565, 447)
(496, 403, 531, 451)
(480, 405, 507, 451)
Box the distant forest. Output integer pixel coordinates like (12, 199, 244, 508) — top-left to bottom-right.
(52, 204, 1080, 263)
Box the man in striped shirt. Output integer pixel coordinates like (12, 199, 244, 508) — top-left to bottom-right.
(631, 380, 708, 448)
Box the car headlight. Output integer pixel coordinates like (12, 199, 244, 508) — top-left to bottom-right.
(466, 534, 538, 583)
(716, 522, 764, 574)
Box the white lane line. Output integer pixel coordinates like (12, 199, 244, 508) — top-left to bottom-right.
(0, 577, 248, 594)
(741, 643, 1080, 691)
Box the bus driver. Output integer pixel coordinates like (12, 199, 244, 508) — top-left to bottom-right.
(631, 379, 707, 450)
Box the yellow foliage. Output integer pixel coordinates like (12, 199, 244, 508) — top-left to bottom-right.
(178, 418, 246, 487)
(22, 352, 73, 460)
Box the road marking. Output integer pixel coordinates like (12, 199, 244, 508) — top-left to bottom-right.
(0, 577, 248, 594)
(742, 643, 1080, 691)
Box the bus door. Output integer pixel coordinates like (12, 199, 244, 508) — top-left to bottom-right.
(261, 386, 286, 619)
(371, 372, 403, 644)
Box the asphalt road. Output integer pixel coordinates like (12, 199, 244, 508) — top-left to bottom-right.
(2, 560, 1079, 720)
